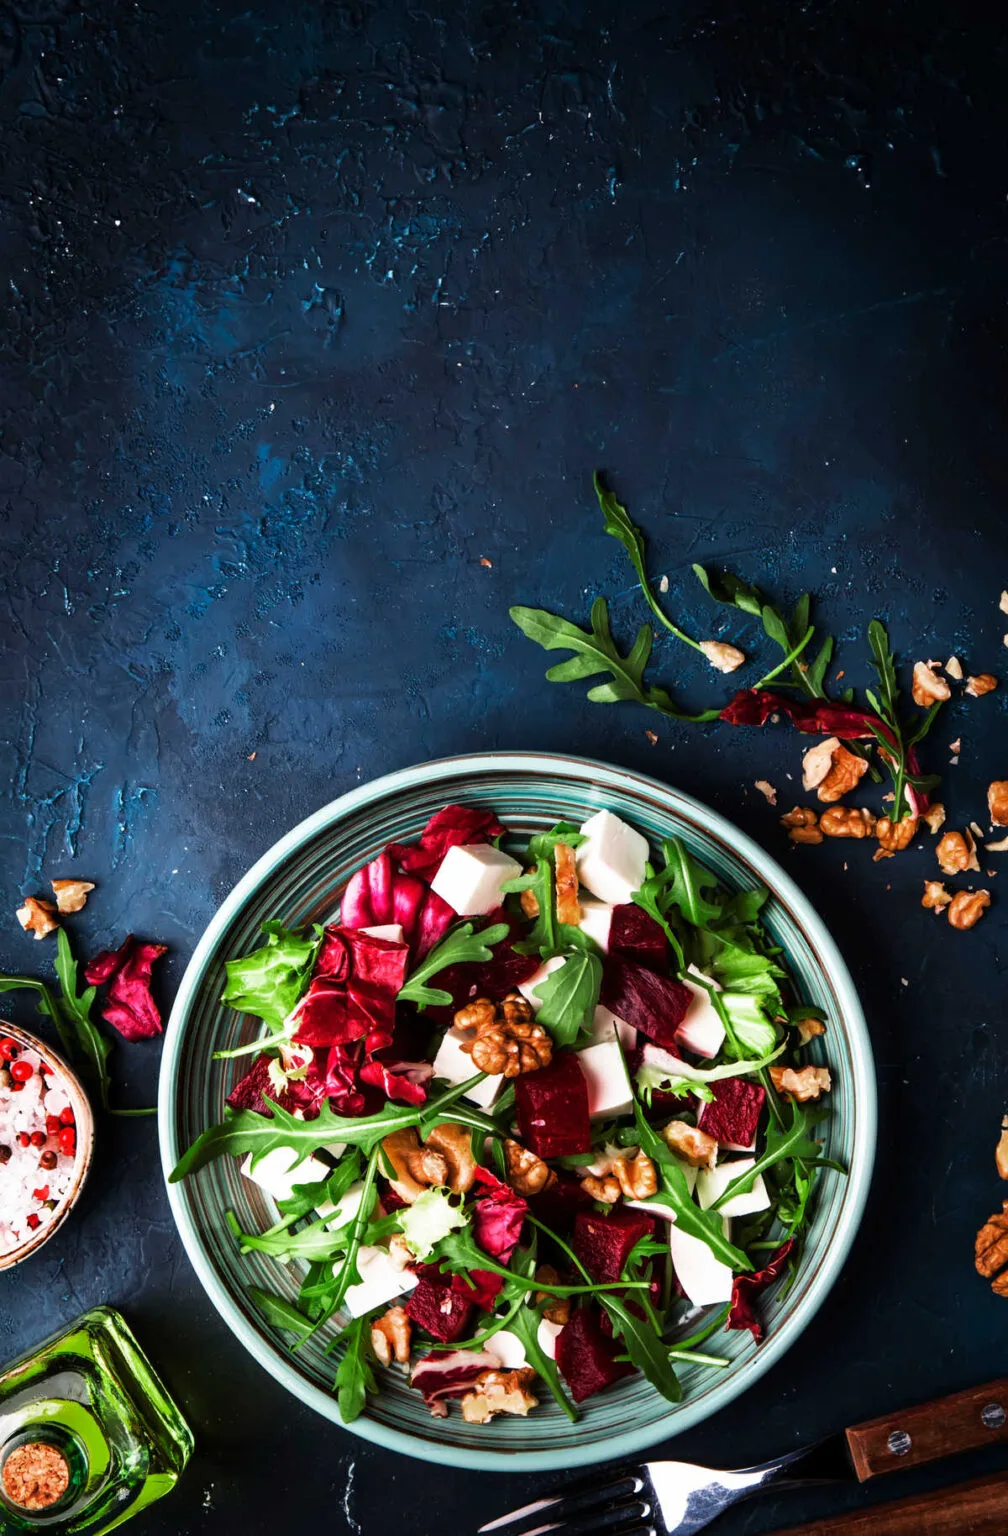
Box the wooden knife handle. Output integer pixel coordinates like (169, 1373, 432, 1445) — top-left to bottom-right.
(764, 1471, 1008, 1535)
(844, 1377, 1008, 1481)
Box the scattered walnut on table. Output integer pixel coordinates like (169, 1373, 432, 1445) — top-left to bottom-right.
(553, 841, 581, 925)
(912, 661, 952, 707)
(770, 1065, 832, 1102)
(534, 1266, 571, 1325)
(819, 806, 873, 839)
(947, 889, 991, 930)
(503, 1137, 551, 1195)
(922, 802, 947, 834)
(661, 1120, 718, 1170)
(370, 1306, 412, 1367)
(15, 897, 59, 940)
(457, 992, 552, 1077)
(580, 1172, 621, 1204)
(50, 878, 95, 914)
(612, 1149, 658, 1200)
(976, 1201, 1008, 1295)
(801, 737, 840, 792)
(988, 782, 1008, 827)
(922, 880, 953, 913)
(754, 779, 777, 806)
(945, 655, 964, 681)
(780, 806, 823, 845)
(997, 1117, 1008, 1182)
(460, 1368, 539, 1424)
(698, 639, 745, 673)
(873, 814, 918, 861)
(818, 745, 869, 804)
(936, 829, 980, 876)
(966, 673, 998, 698)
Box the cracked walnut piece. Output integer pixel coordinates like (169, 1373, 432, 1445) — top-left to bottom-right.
(461, 1368, 539, 1423)
(947, 889, 991, 930)
(770, 1065, 832, 1102)
(988, 782, 1008, 827)
(370, 1306, 411, 1367)
(936, 830, 981, 876)
(457, 992, 552, 1077)
(797, 1017, 826, 1046)
(780, 806, 823, 845)
(581, 1172, 621, 1204)
(16, 897, 59, 940)
(922, 802, 946, 834)
(997, 1117, 1008, 1182)
(699, 639, 745, 673)
(503, 1137, 551, 1195)
(612, 1149, 658, 1200)
(803, 740, 868, 804)
(966, 673, 998, 697)
(553, 841, 581, 926)
(50, 879, 95, 914)
(662, 1120, 718, 1170)
(922, 880, 953, 912)
(801, 737, 842, 792)
(976, 1201, 1008, 1296)
(874, 815, 918, 861)
(534, 1267, 571, 1325)
(912, 661, 952, 707)
(819, 806, 873, 839)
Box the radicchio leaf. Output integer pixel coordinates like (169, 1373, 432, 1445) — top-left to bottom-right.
(727, 1238, 796, 1342)
(470, 1166, 528, 1265)
(226, 1051, 323, 1118)
(409, 1348, 502, 1407)
(358, 1058, 432, 1106)
(388, 805, 505, 880)
(83, 934, 167, 1041)
(341, 853, 453, 960)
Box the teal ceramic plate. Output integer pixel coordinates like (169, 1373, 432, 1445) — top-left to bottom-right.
(159, 753, 875, 1470)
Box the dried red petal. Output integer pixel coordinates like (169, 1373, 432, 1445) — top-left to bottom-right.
(84, 935, 167, 1041)
(727, 1238, 796, 1342)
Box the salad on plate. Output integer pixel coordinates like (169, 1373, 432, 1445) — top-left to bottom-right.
(170, 803, 839, 1425)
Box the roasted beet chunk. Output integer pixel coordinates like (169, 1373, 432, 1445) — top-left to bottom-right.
(556, 1305, 635, 1402)
(608, 905, 668, 973)
(572, 1206, 655, 1284)
(528, 1170, 594, 1235)
(406, 1265, 475, 1343)
(697, 1076, 766, 1148)
(599, 956, 690, 1050)
(514, 1050, 591, 1158)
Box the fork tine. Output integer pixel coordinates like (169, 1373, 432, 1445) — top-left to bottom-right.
(517, 1505, 655, 1536)
(479, 1470, 644, 1533)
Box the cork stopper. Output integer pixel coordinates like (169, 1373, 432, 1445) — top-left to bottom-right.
(1, 1440, 70, 1510)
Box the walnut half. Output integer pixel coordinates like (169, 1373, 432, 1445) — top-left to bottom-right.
(612, 1149, 658, 1200)
(976, 1201, 1008, 1296)
(780, 806, 823, 845)
(370, 1306, 411, 1367)
(947, 890, 991, 930)
(503, 1138, 551, 1196)
(874, 814, 918, 861)
(457, 993, 552, 1078)
(662, 1120, 718, 1170)
(460, 1368, 539, 1423)
(770, 1065, 832, 1102)
(989, 782, 1008, 827)
(936, 830, 980, 876)
(819, 806, 873, 839)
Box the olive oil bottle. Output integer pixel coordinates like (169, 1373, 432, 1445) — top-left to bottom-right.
(0, 1307, 192, 1533)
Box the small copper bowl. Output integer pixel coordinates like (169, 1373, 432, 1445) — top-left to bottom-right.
(0, 1022, 95, 1271)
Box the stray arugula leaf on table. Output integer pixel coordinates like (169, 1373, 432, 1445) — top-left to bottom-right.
(397, 921, 509, 1010)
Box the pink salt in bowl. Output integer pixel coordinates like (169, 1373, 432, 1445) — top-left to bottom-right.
(0, 1022, 95, 1271)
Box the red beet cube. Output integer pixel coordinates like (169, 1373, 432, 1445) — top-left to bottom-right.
(514, 1051, 590, 1158)
(556, 1305, 635, 1403)
(406, 1265, 475, 1343)
(599, 957, 690, 1050)
(609, 905, 668, 973)
(572, 1206, 655, 1284)
(529, 1170, 594, 1236)
(697, 1076, 766, 1148)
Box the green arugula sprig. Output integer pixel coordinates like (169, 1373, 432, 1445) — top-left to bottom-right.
(865, 619, 943, 822)
(333, 1316, 377, 1423)
(397, 921, 509, 1010)
(532, 951, 602, 1047)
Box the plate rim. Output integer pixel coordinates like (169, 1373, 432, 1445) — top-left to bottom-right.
(158, 750, 876, 1471)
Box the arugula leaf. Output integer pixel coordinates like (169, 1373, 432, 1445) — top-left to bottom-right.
(170, 1096, 421, 1182)
(710, 947, 784, 1002)
(431, 1227, 651, 1297)
(646, 838, 723, 930)
(276, 1150, 363, 1224)
(53, 928, 113, 1110)
(0, 974, 73, 1061)
(710, 1101, 827, 1211)
(867, 619, 900, 723)
(507, 1302, 577, 1421)
(692, 565, 764, 617)
(533, 952, 602, 1047)
(525, 823, 585, 863)
(397, 921, 509, 1010)
(510, 599, 721, 722)
(635, 1042, 785, 1100)
(222, 921, 320, 1033)
(333, 1316, 377, 1424)
(231, 1211, 352, 1263)
(505, 859, 557, 957)
(327, 1146, 382, 1314)
(631, 867, 685, 969)
(599, 1293, 682, 1405)
(249, 1286, 314, 1340)
(866, 619, 944, 821)
(631, 1105, 750, 1271)
(694, 566, 830, 698)
(594, 474, 705, 656)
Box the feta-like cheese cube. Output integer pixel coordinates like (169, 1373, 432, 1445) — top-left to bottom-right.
(316, 1179, 367, 1231)
(576, 810, 649, 906)
(696, 1158, 771, 1218)
(343, 1244, 418, 1319)
(667, 1224, 734, 1306)
(431, 1026, 503, 1108)
(360, 923, 406, 944)
(676, 974, 726, 1059)
(577, 897, 613, 952)
(430, 843, 522, 916)
(591, 1004, 636, 1050)
(537, 1318, 564, 1359)
(240, 1146, 330, 1202)
(486, 1329, 528, 1369)
(577, 1039, 634, 1119)
(517, 954, 564, 1008)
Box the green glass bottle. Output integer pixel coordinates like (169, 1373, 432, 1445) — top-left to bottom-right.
(0, 1306, 193, 1534)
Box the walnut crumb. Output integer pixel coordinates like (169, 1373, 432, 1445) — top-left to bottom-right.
(922, 880, 952, 912)
(780, 806, 822, 844)
(370, 1306, 411, 1367)
(553, 842, 581, 926)
(1001, 590, 1008, 616)
(797, 1017, 826, 1046)
(699, 639, 745, 673)
(936, 830, 980, 876)
(16, 897, 59, 940)
(770, 1065, 832, 1102)
(460, 1368, 538, 1423)
(661, 1120, 718, 1169)
(997, 1117, 1008, 1182)
(50, 879, 95, 914)
(644, 729, 658, 745)
(912, 661, 952, 707)
(480, 556, 493, 568)
(923, 802, 946, 834)
(754, 779, 777, 806)
(988, 782, 1008, 827)
(949, 738, 962, 756)
(966, 673, 998, 697)
(945, 655, 964, 680)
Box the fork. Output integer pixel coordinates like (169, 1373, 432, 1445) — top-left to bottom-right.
(478, 1377, 1008, 1536)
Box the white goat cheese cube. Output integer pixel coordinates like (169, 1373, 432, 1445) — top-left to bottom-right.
(517, 954, 565, 1008)
(431, 1026, 503, 1108)
(578, 897, 613, 952)
(667, 1224, 735, 1306)
(486, 1329, 528, 1369)
(577, 1039, 634, 1119)
(240, 1146, 330, 1202)
(316, 1179, 366, 1231)
(696, 1158, 771, 1218)
(343, 1245, 418, 1319)
(576, 810, 649, 905)
(360, 923, 406, 944)
(430, 843, 522, 916)
(537, 1319, 564, 1359)
(591, 1004, 636, 1050)
(676, 973, 726, 1059)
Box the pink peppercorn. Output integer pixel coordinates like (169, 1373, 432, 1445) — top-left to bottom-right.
(29, 1131, 46, 1148)
(9, 1060, 34, 1084)
(32, 1186, 49, 1202)
(57, 1128, 76, 1157)
(0, 1038, 19, 1062)
(45, 1114, 61, 1136)
(25, 1213, 40, 1231)
(58, 1107, 75, 1128)
(16, 1132, 30, 1148)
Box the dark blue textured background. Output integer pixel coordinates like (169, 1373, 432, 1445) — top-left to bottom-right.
(2, 1, 1008, 1530)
